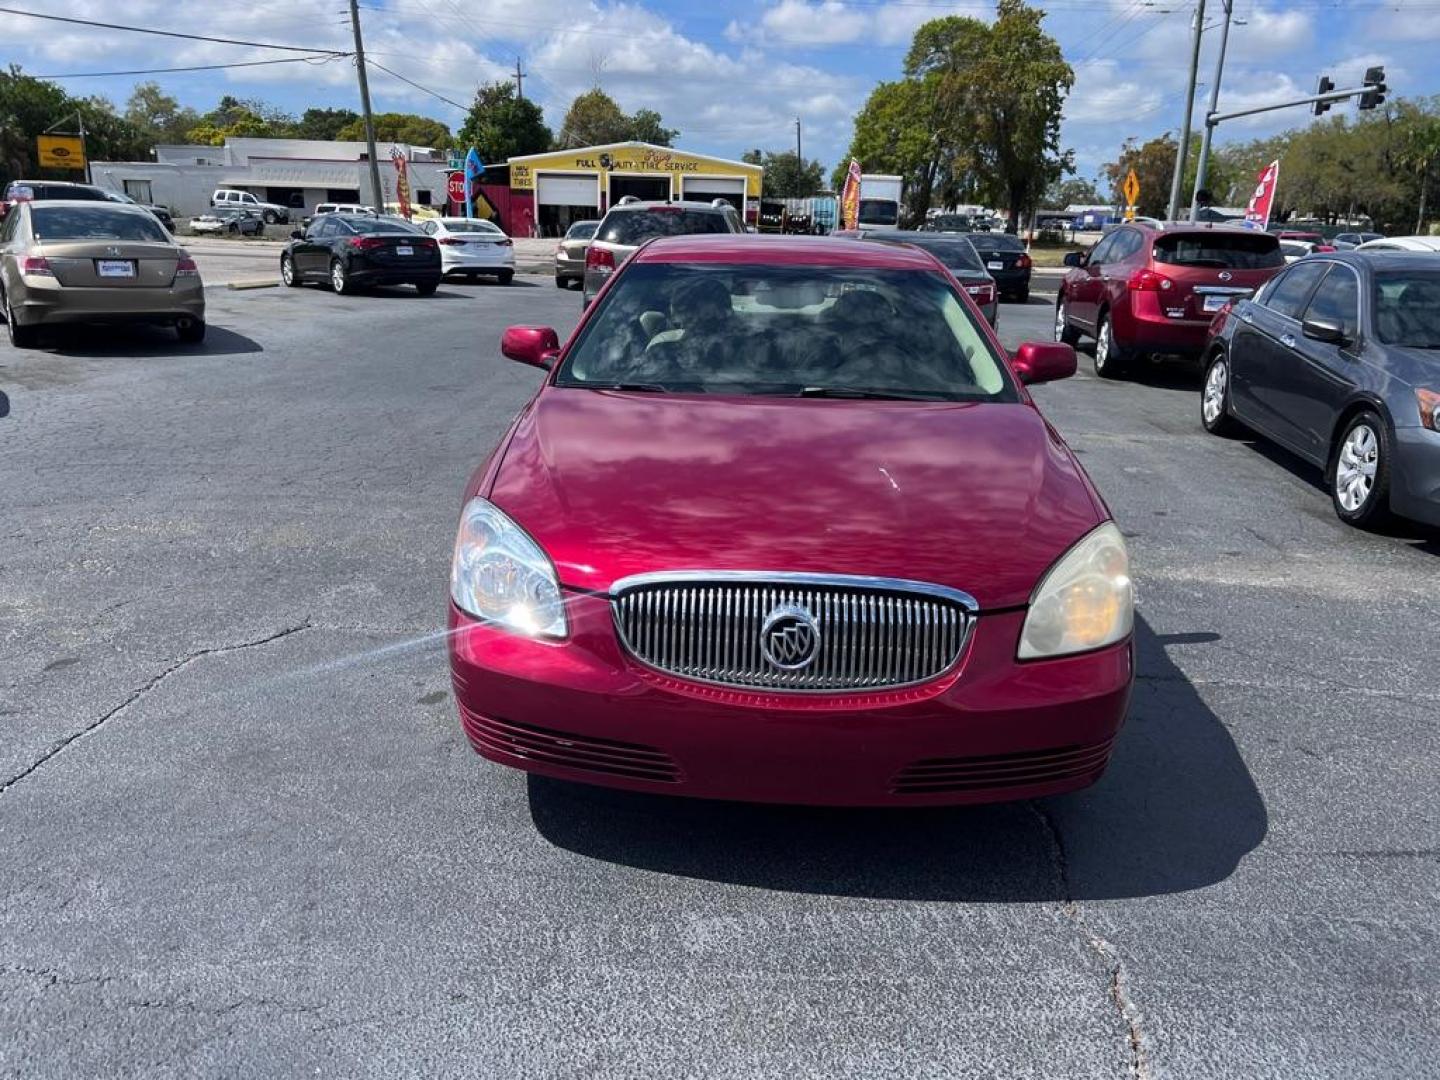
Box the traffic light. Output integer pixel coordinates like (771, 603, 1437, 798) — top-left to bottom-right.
(1313, 75, 1334, 115)
(1359, 66, 1387, 110)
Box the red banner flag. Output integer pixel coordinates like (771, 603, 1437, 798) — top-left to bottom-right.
(389, 145, 412, 220)
(1243, 160, 1279, 231)
(840, 159, 862, 231)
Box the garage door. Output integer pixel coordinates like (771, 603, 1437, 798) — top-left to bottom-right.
(536, 173, 599, 208)
(682, 176, 745, 199)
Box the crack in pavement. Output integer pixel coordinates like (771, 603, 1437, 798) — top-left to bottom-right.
(0, 621, 312, 797)
(1029, 802, 1154, 1080)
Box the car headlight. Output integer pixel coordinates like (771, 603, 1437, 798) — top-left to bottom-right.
(1018, 522, 1133, 660)
(450, 497, 567, 638)
(1417, 388, 1440, 432)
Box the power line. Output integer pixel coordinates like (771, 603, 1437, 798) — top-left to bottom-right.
(367, 60, 470, 111)
(32, 55, 347, 79)
(0, 6, 348, 54)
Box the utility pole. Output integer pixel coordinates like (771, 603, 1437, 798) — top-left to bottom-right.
(794, 117, 803, 196)
(1189, 0, 1233, 221)
(1167, 0, 1207, 221)
(348, 0, 383, 212)
(514, 58, 526, 101)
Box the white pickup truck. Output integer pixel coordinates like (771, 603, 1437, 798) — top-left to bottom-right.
(211, 189, 291, 224)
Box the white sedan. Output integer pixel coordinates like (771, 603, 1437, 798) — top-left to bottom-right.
(419, 218, 514, 283)
(1356, 235, 1440, 253)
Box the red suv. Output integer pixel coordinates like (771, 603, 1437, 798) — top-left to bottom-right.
(1055, 222, 1285, 378)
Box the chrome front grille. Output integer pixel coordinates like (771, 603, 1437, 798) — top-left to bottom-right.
(611, 572, 974, 692)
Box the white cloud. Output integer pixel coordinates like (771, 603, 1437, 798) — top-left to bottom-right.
(1065, 60, 1164, 124)
(735, 0, 991, 50)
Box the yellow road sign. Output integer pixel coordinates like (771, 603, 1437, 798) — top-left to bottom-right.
(38, 134, 85, 170)
(1122, 168, 1140, 208)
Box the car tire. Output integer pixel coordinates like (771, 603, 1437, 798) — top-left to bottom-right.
(3, 288, 38, 349)
(555, 275, 566, 288)
(1330, 410, 1392, 528)
(499, 270, 514, 285)
(415, 280, 439, 296)
(262, 210, 278, 225)
(1016, 286, 1029, 304)
(227, 223, 239, 236)
(280, 254, 300, 287)
(330, 259, 353, 295)
(1200, 351, 1242, 437)
(1053, 296, 1081, 347)
(1092, 312, 1130, 379)
(176, 318, 206, 344)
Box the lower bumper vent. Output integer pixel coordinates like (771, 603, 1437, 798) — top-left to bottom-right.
(890, 739, 1114, 795)
(461, 709, 681, 784)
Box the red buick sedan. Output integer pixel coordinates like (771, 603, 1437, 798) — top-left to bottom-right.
(448, 235, 1134, 806)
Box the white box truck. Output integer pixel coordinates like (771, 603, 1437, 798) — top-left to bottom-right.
(858, 174, 903, 227)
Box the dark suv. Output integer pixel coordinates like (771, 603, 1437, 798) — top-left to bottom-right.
(1055, 222, 1285, 378)
(583, 198, 744, 305)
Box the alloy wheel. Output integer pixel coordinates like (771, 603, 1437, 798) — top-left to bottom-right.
(1053, 302, 1067, 342)
(331, 260, 346, 294)
(1202, 359, 1227, 425)
(281, 256, 295, 286)
(1334, 423, 1379, 512)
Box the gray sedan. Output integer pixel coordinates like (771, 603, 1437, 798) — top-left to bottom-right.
(554, 219, 598, 289)
(1199, 251, 1440, 528)
(860, 230, 999, 327)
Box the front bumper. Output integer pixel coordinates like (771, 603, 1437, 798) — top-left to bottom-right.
(448, 594, 1133, 807)
(1391, 426, 1440, 527)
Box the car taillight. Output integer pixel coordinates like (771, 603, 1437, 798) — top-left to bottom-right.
(1127, 268, 1174, 292)
(1315, 244, 1336, 253)
(348, 236, 386, 250)
(1016, 253, 1032, 269)
(20, 256, 53, 276)
(438, 237, 466, 245)
(586, 246, 615, 272)
(966, 283, 996, 305)
(176, 256, 200, 278)
(496, 238, 513, 247)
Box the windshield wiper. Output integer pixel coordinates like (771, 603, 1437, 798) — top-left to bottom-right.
(582, 381, 669, 393)
(794, 386, 952, 401)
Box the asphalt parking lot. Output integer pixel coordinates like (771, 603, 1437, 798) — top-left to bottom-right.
(1, 268, 1436, 1078)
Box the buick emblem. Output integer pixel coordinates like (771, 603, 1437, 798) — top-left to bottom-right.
(1218, 271, 1233, 281)
(760, 604, 821, 671)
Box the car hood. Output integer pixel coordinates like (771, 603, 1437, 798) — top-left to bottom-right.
(485, 390, 1106, 609)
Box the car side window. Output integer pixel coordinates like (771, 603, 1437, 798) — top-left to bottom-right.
(1088, 235, 1119, 266)
(1260, 261, 1327, 320)
(0, 206, 18, 245)
(313, 218, 336, 239)
(1110, 230, 1142, 262)
(1302, 265, 1360, 342)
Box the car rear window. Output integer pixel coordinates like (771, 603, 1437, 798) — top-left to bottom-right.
(967, 233, 1025, 253)
(566, 221, 598, 240)
(349, 218, 421, 234)
(1152, 231, 1283, 270)
(24, 184, 110, 202)
(874, 234, 985, 272)
(558, 262, 1016, 402)
(32, 205, 169, 242)
(441, 220, 502, 234)
(599, 209, 731, 245)
(1374, 271, 1440, 348)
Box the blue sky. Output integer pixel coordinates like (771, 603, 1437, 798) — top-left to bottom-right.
(9, 0, 1440, 197)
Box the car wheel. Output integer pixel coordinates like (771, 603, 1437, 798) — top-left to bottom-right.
(227, 223, 239, 236)
(1331, 411, 1391, 527)
(554, 275, 566, 288)
(498, 270, 514, 285)
(280, 254, 300, 287)
(1053, 296, 1081, 346)
(415, 280, 438, 296)
(1092, 313, 1129, 379)
(1016, 286, 1029, 304)
(176, 318, 206, 344)
(263, 210, 278, 225)
(330, 259, 352, 295)
(3, 288, 38, 348)
(1200, 351, 1241, 436)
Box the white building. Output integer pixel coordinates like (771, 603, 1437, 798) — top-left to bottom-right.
(91, 137, 453, 218)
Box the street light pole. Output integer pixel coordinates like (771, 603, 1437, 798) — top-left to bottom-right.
(794, 117, 803, 197)
(1166, 0, 1207, 221)
(1190, 0, 1233, 220)
(348, 0, 384, 212)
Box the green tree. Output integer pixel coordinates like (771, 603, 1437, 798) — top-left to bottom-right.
(744, 149, 824, 198)
(457, 81, 552, 163)
(1044, 176, 1099, 208)
(558, 89, 631, 148)
(295, 107, 360, 141)
(336, 112, 450, 147)
(628, 108, 677, 146)
(0, 65, 72, 184)
(124, 82, 200, 145)
(1103, 134, 1180, 218)
(837, 79, 958, 225)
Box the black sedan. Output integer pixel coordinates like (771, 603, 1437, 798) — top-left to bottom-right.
(966, 232, 1032, 303)
(1200, 251, 1440, 529)
(280, 214, 441, 295)
(858, 230, 999, 326)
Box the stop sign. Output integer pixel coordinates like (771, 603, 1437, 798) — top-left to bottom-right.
(447, 171, 467, 202)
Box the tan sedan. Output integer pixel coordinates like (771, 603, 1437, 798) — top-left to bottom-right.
(0, 199, 205, 347)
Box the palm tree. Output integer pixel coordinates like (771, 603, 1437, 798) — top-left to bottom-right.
(1398, 115, 1440, 235)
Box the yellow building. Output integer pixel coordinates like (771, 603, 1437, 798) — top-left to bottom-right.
(506, 141, 763, 237)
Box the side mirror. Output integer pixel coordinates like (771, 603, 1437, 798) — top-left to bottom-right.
(1012, 341, 1077, 385)
(501, 325, 561, 369)
(1302, 317, 1346, 345)
(1063, 251, 1085, 268)
(290, 230, 304, 241)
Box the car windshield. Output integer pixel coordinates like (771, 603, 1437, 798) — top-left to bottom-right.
(566, 221, 598, 240)
(1374, 272, 1440, 348)
(556, 263, 1017, 401)
(349, 218, 421, 234)
(599, 209, 730, 245)
(874, 234, 985, 273)
(1152, 232, 1284, 269)
(31, 205, 169, 242)
(441, 220, 501, 233)
(968, 233, 1026, 253)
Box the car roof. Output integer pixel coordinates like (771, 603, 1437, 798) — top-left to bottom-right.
(606, 199, 732, 212)
(634, 233, 944, 269)
(26, 198, 150, 212)
(1304, 250, 1440, 271)
(1358, 236, 1440, 251)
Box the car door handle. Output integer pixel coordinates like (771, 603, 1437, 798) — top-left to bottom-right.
(1280, 333, 1297, 349)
